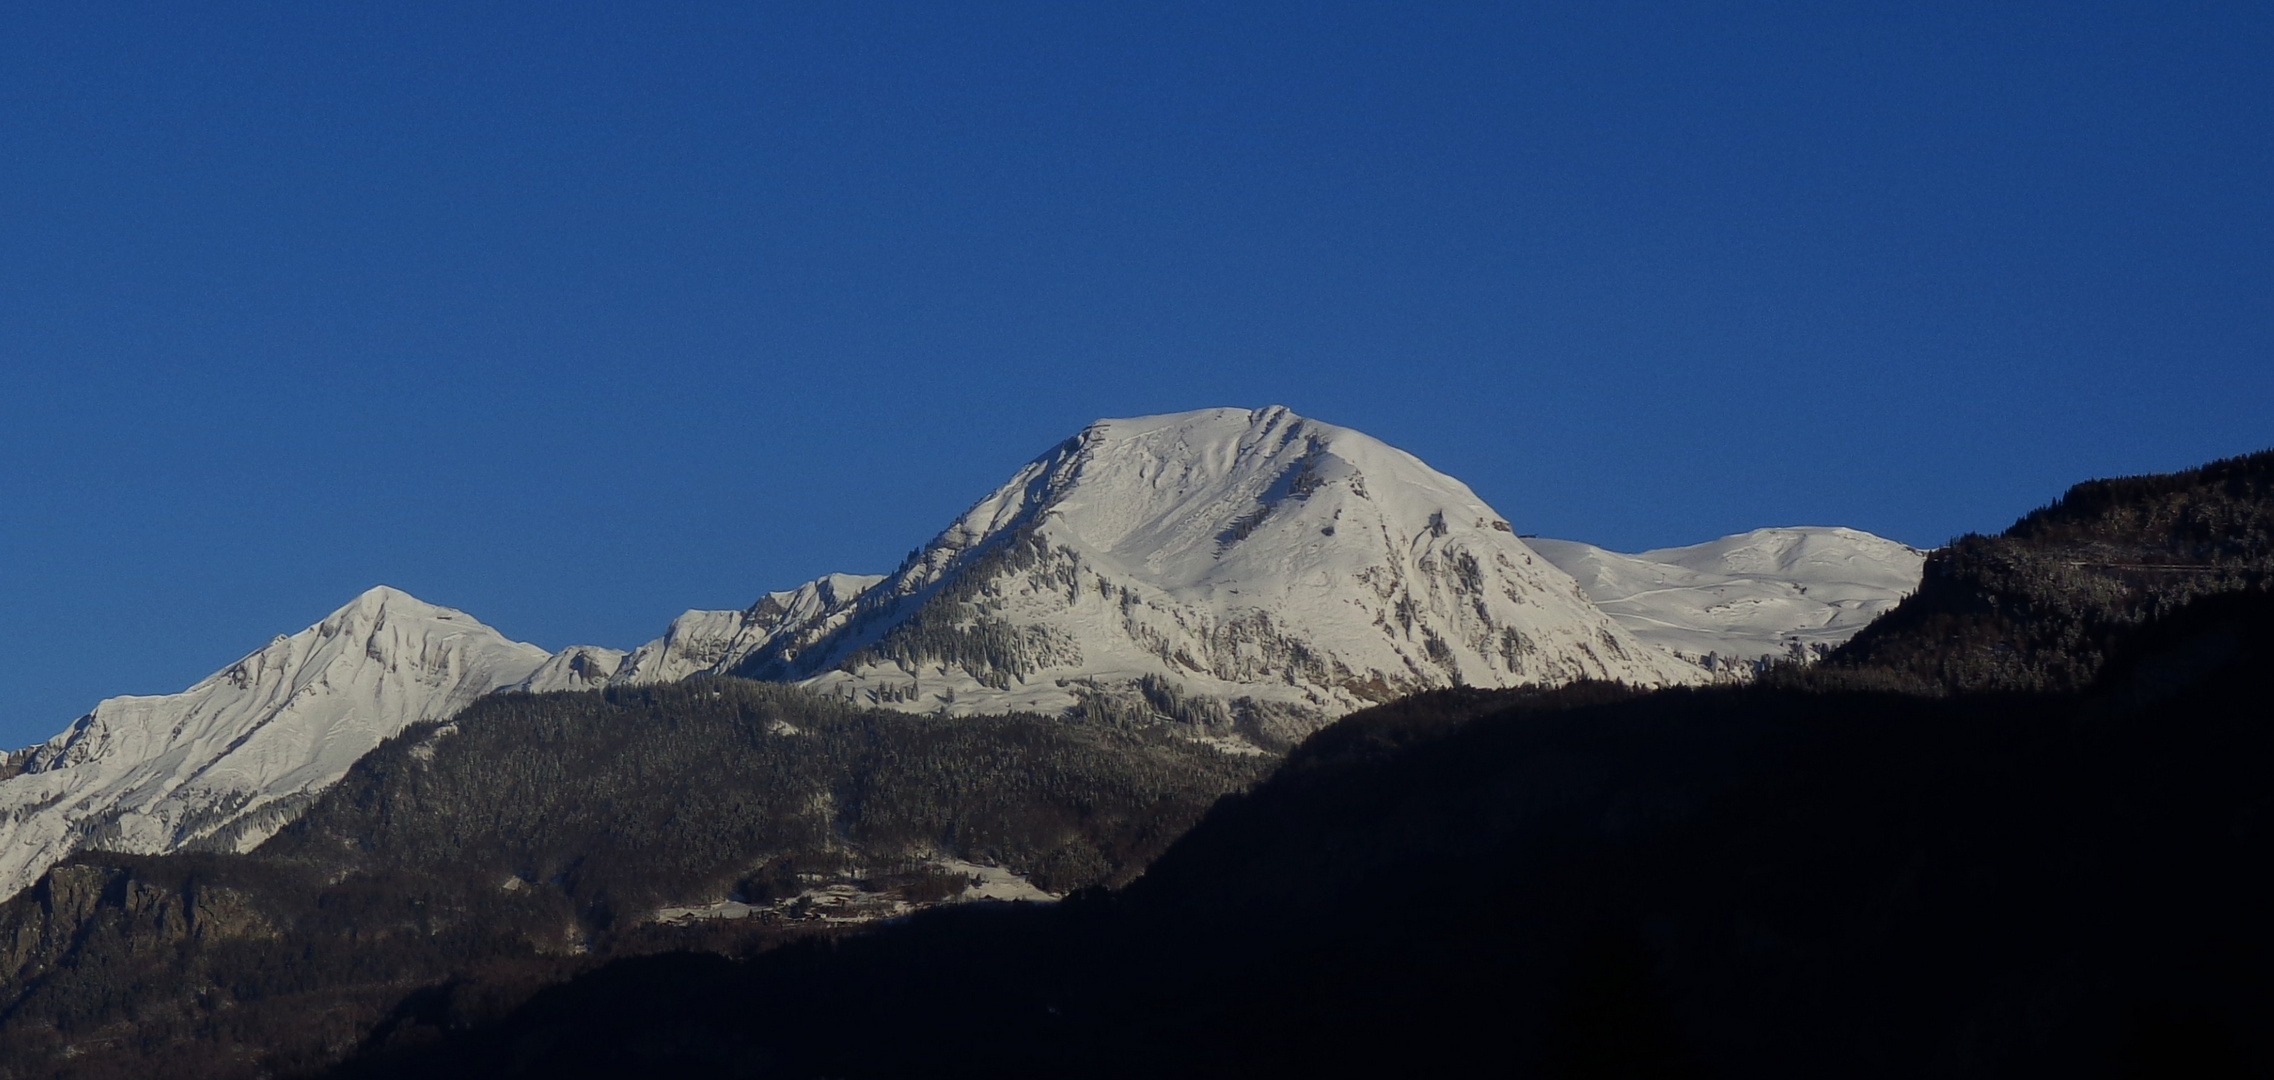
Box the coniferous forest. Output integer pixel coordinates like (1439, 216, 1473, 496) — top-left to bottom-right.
(1809, 450, 2274, 692)
(1, 451, 2271, 1078)
(0, 684, 1266, 1077)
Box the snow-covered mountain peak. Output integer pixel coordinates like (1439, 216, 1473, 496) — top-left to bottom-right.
(1069, 407, 1498, 576)
(1531, 527, 1927, 676)
(750, 573, 881, 624)
(1635, 527, 1926, 591)
(731, 407, 1702, 740)
(0, 587, 549, 900)
(609, 572, 885, 687)
(326, 583, 479, 625)
(868, 406, 1523, 606)
(508, 644, 630, 694)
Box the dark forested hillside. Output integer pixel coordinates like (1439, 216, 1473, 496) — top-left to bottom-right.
(0, 680, 1264, 1079)
(271, 678, 1258, 909)
(334, 589, 2274, 1080)
(1813, 448, 2274, 692)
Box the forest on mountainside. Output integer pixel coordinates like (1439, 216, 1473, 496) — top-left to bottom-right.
(335, 588, 2274, 1080)
(0, 681, 1264, 1079)
(1807, 449, 2274, 693)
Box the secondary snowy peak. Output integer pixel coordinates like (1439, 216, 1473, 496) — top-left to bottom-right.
(0, 586, 548, 901)
(732, 407, 1702, 740)
(1530, 527, 1926, 675)
(508, 644, 630, 693)
(610, 610, 746, 686)
(611, 573, 882, 687)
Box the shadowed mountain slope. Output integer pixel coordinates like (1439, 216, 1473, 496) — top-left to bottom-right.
(331, 588, 2274, 1079)
(1816, 448, 2274, 693)
(0, 681, 1264, 1078)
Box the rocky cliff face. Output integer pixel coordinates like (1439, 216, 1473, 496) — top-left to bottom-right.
(1, 861, 277, 984)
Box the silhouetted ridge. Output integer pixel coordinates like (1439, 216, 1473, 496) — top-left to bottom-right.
(1811, 448, 2274, 693)
(324, 590, 2274, 1079)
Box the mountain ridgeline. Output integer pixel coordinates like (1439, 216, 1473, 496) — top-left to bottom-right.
(490, 406, 1719, 738)
(1531, 527, 1926, 674)
(0, 589, 550, 904)
(708, 407, 1706, 734)
(718, 406, 1700, 736)
(1810, 448, 2274, 692)
(0, 407, 1914, 905)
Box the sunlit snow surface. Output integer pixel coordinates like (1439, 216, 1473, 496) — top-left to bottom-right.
(0, 587, 547, 900)
(1529, 528, 1927, 675)
(508, 644, 629, 693)
(707, 407, 1706, 729)
(604, 573, 886, 687)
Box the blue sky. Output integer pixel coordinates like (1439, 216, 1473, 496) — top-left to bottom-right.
(3, 2, 2269, 742)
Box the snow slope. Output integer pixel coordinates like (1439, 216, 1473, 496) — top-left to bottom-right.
(508, 644, 629, 693)
(1529, 527, 1926, 675)
(725, 407, 1702, 741)
(609, 573, 883, 686)
(0, 586, 548, 900)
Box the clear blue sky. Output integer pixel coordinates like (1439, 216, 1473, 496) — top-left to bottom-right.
(4, 2, 2269, 743)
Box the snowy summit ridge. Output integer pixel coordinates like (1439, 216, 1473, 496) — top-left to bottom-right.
(714, 406, 1701, 740)
(498, 573, 887, 694)
(0, 586, 548, 900)
(608, 573, 885, 688)
(1530, 527, 1926, 674)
